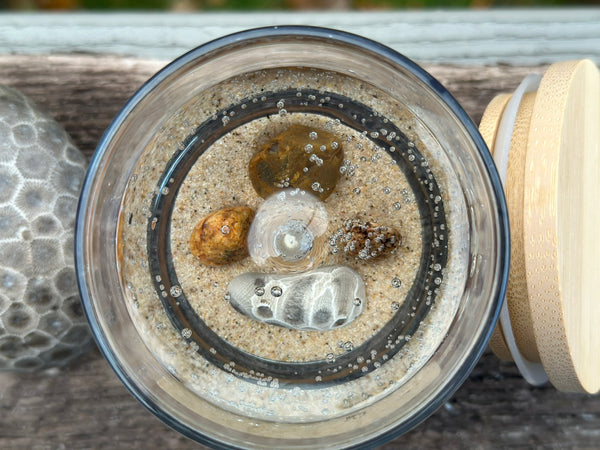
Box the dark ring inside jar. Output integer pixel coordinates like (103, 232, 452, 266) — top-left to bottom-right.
(147, 88, 448, 386)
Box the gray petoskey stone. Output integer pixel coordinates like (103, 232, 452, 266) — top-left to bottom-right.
(0, 84, 93, 372)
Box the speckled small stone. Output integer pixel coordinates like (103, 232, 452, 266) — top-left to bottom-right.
(0, 84, 92, 372)
(330, 219, 401, 261)
(189, 206, 255, 266)
(248, 124, 343, 201)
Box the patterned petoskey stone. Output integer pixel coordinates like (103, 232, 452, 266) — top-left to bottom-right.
(0, 84, 92, 372)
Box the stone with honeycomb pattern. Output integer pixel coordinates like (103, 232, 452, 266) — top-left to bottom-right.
(0, 84, 92, 372)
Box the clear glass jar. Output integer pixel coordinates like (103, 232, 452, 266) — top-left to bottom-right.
(76, 26, 509, 448)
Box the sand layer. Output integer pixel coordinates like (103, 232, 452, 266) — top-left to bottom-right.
(117, 67, 469, 422)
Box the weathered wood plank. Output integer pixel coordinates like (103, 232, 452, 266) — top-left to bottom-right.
(1, 10, 600, 65)
(0, 55, 599, 449)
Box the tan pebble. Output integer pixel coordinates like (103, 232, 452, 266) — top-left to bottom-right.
(189, 206, 254, 265)
(248, 124, 343, 201)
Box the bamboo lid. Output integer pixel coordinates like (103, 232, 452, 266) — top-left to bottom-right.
(480, 60, 600, 393)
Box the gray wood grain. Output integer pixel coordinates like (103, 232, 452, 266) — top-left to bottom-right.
(0, 55, 599, 449)
(1, 10, 600, 65)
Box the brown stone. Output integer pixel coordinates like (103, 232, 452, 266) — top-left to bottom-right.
(248, 124, 343, 201)
(331, 219, 401, 261)
(189, 206, 254, 266)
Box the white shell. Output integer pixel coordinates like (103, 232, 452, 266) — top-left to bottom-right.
(247, 189, 328, 272)
(0, 84, 92, 372)
(227, 265, 365, 331)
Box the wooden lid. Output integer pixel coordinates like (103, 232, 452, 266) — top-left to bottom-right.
(480, 60, 600, 393)
(524, 60, 600, 394)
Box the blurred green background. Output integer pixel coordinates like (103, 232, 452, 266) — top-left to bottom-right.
(3, 0, 599, 10)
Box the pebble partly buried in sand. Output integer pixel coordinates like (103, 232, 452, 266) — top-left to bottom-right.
(227, 265, 366, 331)
(189, 206, 255, 266)
(248, 124, 343, 201)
